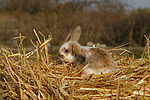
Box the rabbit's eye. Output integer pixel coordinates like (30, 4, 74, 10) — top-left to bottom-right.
(65, 49, 69, 53)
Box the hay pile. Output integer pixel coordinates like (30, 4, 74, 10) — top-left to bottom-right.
(0, 31, 150, 100)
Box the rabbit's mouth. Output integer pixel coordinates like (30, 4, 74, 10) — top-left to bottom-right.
(58, 54, 65, 61)
(58, 54, 69, 63)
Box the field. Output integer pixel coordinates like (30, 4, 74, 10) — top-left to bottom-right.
(0, 31, 150, 100)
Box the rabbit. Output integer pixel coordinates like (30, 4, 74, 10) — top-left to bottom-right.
(59, 26, 118, 76)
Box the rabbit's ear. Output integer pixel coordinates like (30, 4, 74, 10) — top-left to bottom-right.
(74, 51, 85, 63)
(72, 43, 86, 63)
(70, 26, 81, 42)
(62, 26, 81, 44)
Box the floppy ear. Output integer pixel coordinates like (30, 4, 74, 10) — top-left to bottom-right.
(74, 51, 85, 63)
(72, 42, 86, 63)
(70, 26, 81, 42)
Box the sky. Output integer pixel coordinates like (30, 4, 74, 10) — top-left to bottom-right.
(122, 0, 150, 9)
(63, 0, 150, 10)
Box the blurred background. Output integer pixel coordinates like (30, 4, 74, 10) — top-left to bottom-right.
(0, 0, 150, 57)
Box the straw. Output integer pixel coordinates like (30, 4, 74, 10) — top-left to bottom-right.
(0, 31, 150, 99)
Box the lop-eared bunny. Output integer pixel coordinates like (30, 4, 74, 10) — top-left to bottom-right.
(59, 26, 118, 76)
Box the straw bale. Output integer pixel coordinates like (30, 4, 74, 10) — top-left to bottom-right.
(0, 31, 150, 100)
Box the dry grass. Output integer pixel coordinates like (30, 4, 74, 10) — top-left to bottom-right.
(0, 30, 150, 100)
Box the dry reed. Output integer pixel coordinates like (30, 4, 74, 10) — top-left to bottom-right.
(0, 30, 150, 100)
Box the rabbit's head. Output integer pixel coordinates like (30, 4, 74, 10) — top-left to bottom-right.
(59, 26, 83, 63)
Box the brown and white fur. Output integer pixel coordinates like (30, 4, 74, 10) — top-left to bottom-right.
(59, 26, 118, 76)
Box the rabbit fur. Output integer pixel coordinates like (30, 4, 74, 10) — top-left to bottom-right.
(59, 26, 118, 76)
